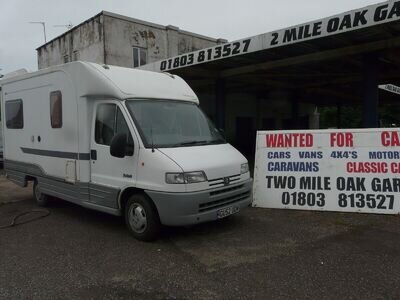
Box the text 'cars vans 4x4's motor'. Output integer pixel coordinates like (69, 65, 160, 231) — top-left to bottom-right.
(0, 62, 252, 241)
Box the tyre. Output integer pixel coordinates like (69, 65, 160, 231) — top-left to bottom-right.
(33, 180, 50, 207)
(124, 194, 161, 242)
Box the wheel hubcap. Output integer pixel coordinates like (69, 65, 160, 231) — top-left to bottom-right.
(129, 204, 147, 233)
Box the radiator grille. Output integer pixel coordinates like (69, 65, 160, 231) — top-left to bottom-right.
(208, 174, 241, 188)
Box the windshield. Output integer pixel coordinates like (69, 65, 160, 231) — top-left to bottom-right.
(126, 100, 225, 148)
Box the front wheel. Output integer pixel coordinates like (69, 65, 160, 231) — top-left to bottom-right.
(125, 194, 161, 242)
(33, 180, 50, 207)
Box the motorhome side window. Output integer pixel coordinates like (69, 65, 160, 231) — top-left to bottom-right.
(50, 91, 62, 128)
(95, 104, 134, 155)
(5, 99, 24, 129)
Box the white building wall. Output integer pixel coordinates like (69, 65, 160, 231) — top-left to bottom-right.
(38, 15, 104, 69)
(103, 15, 168, 67)
(37, 12, 221, 70)
(103, 15, 219, 67)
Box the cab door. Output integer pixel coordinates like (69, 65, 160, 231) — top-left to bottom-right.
(89, 101, 138, 208)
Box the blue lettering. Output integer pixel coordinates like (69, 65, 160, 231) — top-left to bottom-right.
(267, 162, 319, 172)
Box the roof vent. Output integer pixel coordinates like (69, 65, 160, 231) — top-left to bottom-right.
(1, 68, 30, 80)
(102, 64, 110, 70)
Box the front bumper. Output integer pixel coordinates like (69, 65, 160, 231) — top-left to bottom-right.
(146, 178, 253, 226)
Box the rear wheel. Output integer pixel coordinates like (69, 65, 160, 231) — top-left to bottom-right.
(33, 180, 50, 207)
(125, 194, 161, 242)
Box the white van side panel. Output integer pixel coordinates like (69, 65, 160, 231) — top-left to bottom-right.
(3, 70, 81, 181)
(2, 72, 121, 214)
(77, 97, 93, 183)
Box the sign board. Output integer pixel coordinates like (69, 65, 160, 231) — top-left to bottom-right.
(379, 84, 400, 95)
(253, 129, 400, 215)
(141, 0, 400, 73)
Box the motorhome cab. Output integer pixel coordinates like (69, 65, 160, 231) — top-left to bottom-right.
(0, 62, 252, 241)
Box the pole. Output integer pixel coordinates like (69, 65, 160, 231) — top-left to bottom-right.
(215, 78, 225, 130)
(362, 53, 379, 128)
(30, 22, 47, 43)
(42, 22, 47, 43)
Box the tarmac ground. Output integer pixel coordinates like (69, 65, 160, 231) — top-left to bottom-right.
(1, 173, 400, 299)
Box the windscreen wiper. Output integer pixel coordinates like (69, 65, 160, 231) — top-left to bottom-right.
(208, 139, 226, 145)
(177, 140, 209, 146)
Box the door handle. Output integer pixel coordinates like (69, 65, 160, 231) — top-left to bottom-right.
(91, 150, 97, 160)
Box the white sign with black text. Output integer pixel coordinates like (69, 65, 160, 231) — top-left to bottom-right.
(141, 1, 400, 73)
(253, 129, 400, 215)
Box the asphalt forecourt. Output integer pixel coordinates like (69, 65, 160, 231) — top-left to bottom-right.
(1, 176, 400, 299)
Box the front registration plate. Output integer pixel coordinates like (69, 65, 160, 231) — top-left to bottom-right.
(217, 206, 240, 219)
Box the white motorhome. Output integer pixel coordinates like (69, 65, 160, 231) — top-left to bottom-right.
(0, 62, 252, 241)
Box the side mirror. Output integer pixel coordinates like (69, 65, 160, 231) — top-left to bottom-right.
(110, 133, 127, 158)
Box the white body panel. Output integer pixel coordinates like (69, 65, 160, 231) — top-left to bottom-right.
(2, 70, 80, 180)
(158, 144, 249, 192)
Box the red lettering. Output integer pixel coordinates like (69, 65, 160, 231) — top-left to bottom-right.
(266, 134, 278, 147)
(391, 162, 400, 173)
(393, 132, 399, 146)
(381, 131, 400, 147)
(265, 133, 313, 148)
(277, 135, 284, 147)
(346, 133, 354, 147)
(299, 134, 305, 147)
(381, 131, 390, 146)
(306, 134, 313, 147)
(284, 134, 292, 147)
(331, 132, 354, 147)
(347, 162, 388, 174)
(346, 162, 353, 173)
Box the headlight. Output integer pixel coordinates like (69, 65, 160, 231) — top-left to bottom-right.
(165, 173, 185, 184)
(165, 171, 207, 184)
(241, 163, 249, 174)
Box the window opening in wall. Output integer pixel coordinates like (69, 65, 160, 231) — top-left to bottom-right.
(133, 47, 147, 68)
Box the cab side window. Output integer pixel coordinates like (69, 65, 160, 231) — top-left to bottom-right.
(95, 104, 116, 146)
(116, 108, 134, 156)
(95, 104, 134, 155)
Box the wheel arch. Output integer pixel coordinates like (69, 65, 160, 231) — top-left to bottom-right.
(23, 175, 37, 187)
(119, 187, 158, 215)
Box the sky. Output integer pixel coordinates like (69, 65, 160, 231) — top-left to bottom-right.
(0, 0, 382, 74)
